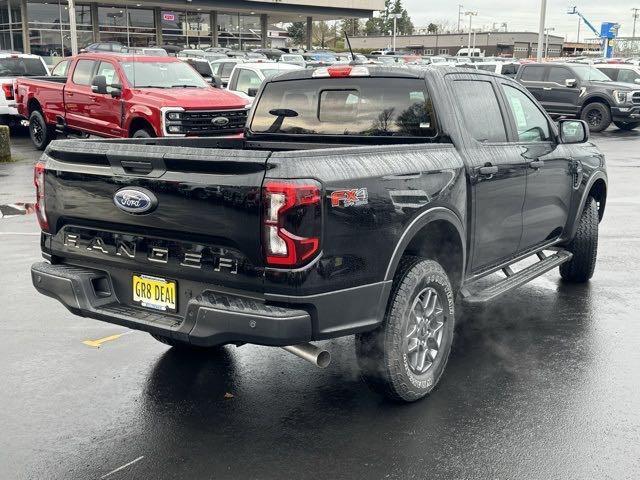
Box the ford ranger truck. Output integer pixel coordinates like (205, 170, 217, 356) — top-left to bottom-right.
(14, 54, 248, 150)
(31, 65, 607, 402)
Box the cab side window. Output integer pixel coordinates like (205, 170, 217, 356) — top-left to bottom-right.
(51, 60, 69, 77)
(72, 60, 96, 85)
(617, 69, 640, 84)
(452, 79, 507, 143)
(519, 65, 546, 82)
(502, 84, 551, 142)
(95, 61, 121, 93)
(235, 69, 261, 94)
(547, 66, 573, 85)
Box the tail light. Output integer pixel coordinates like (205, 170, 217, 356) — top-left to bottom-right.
(262, 180, 321, 267)
(34, 162, 49, 232)
(2, 83, 13, 100)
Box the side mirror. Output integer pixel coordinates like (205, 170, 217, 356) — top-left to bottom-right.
(91, 75, 108, 94)
(559, 119, 589, 144)
(565, 78, 578, 88)
(109, 84, 122, 98)
(247, 87, 258, 98)
(212, 75, 223, 89)
(635, 78, 640, 84)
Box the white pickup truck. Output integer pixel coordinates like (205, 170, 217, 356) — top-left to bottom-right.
(0, 52, 49, 127)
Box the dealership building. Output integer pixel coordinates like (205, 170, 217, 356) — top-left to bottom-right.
(350, 31, 565, 58)
(0, 0, 382, 60)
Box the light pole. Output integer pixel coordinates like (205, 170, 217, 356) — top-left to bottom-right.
(536, 0, 547, 62)
(458, 4, 464, 33)
(465, 11, 477, 56)
(544, 26, 554, 58)
(68, 0, 78, 55)
(633, 8, 640, 38)
(389, 13, 402, 52)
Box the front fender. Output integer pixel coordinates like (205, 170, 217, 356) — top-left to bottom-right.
(125, 105, 158, 136)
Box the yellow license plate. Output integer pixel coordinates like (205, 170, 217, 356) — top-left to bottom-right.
(132, 274, 177, 312)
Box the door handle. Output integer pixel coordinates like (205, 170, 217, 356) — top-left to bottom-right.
(543, 87, 552, 91)
(478, 165, 498, 176)
(529, 160, 544, 169)
(66, 92, 74, 97)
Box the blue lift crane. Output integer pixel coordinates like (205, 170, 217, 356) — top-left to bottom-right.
(567, 6, 619, 58)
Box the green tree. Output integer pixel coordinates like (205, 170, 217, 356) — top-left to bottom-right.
(427, 23, 438, 34)
(287, 21, 306, 47)
(313, 21, 331, 48)
(341, 18, 362, 36)
(364, 17, 384, 35)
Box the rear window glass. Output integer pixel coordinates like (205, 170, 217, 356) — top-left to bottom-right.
(251, 78, 436, 137)
(0, 57, 47, 77)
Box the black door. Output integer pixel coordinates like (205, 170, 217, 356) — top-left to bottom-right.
(497, 81, 574, 253)
(545, 66, 581, 115)
(450, 75, 528, 271)
(518, 64, 547, 103)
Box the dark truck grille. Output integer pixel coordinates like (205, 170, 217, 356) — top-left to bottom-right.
(632, 92, 640, 105)
(165, 109, 248, 136)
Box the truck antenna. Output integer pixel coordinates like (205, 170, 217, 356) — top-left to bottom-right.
(345, 33, 358, 65)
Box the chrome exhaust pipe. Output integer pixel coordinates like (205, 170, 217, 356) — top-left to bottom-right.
(282, 343, 331, 368)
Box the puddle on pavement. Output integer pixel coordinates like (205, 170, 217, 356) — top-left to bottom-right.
(0, 203, 35, 219)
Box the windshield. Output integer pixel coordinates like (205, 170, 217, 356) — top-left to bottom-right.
(571, 65, 612, 82)
(251, 78, 436, 137)
(121, 61, 209, 88)
(0, 57, 47, 77)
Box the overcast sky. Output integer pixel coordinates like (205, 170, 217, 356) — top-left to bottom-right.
(403, 0, 639, 41)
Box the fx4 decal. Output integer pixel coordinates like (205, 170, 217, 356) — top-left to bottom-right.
(330, 188, 369, 208)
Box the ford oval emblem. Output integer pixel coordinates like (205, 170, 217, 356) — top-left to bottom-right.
(212, 116, 230, 126)
(113, 187, 157, 215)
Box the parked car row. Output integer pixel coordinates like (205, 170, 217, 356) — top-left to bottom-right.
(4, 46, 640, 149)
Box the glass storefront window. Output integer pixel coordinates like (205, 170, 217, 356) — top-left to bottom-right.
(27, 1, 91, 63)
(128, 8, 154, 30)
(0, 0, 22, 51)
(217, 13, 261, 50)
(97, 5, 155, 48)
(98, 6, 126, 29)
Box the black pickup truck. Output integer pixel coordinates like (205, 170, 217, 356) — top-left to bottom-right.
(516, 62, 640, 132)
(31, 65, 607, 402)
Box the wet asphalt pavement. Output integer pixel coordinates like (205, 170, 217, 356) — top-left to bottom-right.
(1, 129, 639, 480)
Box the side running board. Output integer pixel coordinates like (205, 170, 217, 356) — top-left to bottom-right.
(461, 250, 573, 305)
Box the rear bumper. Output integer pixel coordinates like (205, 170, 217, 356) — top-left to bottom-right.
(31, 261, 312, 347)
(32, 261, 389, 346)
(611, 106, 640, 122)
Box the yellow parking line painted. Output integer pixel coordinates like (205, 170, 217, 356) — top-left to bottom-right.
(82, 332, 129, 348)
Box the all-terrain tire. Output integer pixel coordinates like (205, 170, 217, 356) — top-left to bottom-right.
(580, 102, 611, 133)
(560, 197, 599, 283)
(29, 110, 55, 150)
(132, 128, 153, 138)
(613, 121, 640, 131)
(355, 257, 455, 402)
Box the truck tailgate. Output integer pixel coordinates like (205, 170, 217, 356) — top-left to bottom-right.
(40, 140, 269, 296)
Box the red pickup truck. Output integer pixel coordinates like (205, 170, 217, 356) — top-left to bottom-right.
(15, 53, 249, 149)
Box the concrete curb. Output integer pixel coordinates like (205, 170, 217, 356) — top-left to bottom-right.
(0, 125, 12, 162)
